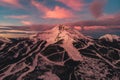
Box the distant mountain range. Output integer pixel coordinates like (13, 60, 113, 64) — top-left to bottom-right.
(0, 25, 120, 80)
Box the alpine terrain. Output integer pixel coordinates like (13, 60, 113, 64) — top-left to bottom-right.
(0, 25, 120, 80)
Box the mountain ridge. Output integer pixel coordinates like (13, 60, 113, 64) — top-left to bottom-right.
(0, 25, 120, 80)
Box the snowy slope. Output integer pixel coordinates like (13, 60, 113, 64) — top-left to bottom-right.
(0, 36, 11, 43)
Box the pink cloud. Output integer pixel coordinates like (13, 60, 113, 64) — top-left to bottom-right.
(21, 21, 32, 25)
(0, 0, 22, 8)
(44, 6, 73, 19)
(5, 15, 29, 19)
(74, 26, 82, 30)
(31, 0, 73, 19)
(73, 25, 107, 31)
(57, 0, 84, 11)
(90, 0, 107, 18)
(84, 26, 107, 30)
(98, 14, 116, 20)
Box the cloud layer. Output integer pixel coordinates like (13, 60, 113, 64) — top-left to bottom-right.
(0, 0, 119, 28)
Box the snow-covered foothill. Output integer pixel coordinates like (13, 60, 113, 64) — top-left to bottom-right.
(99, 34, 120, 42)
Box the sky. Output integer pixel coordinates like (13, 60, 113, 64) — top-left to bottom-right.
(0, 0, 120, 38)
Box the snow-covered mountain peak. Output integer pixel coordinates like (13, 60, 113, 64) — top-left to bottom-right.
(31, 25, 91, 61)
(31, 25, 89, 44)
(99, 34, 120, 42)
(51, 25, 70, 31)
